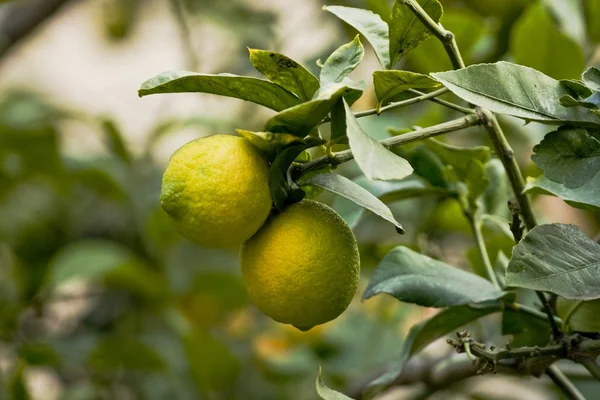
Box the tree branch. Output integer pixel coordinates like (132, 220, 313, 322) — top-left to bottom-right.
(0, 0, 71, 60)
(466, 211, 501, 290)
(297, 113, 481, 176)
(401, 0, 465, 69)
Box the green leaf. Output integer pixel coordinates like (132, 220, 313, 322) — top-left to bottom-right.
(432, 62, 600, 127)
(88, 336, 166, 372)
(344, 100, 413, 181)
(531, 127, 600, 188)
(235, 129, 302, 161)
(265, 81, 364, 135)
(557, 298, 600, 333)
(582, 67, 600, 91)
(560, 79, 593, 98)
(424, 139, 491, 180)
(332, 175, 452, 228)
(185, 329, 240, 392)
(502, 309, 550, 347)
(323, 5, 391, 69)
(506, 223, 600, 300)
(101, 119, 132, 164)
(465, 159, 490, 202)
(524, 174, 600, 211)
(585, 0, 600, 42)
(47, 240, 142, 286)
(320, 35, 364, 85)
(373, 70, 440, 109)
(249, 49, 319, 101)
(388, 0, 443, 66)
(510, 3, 584, 80)
(269, 139, 324, 210)
(365, 302, 501, 398)
(298, 173, 404, 233)
(329, 99, 347, 144)
(138, 71, 300, 112)
(404, 9, 485, 74)
(316, 367, 354, 400)
(363, 246, 507, 307)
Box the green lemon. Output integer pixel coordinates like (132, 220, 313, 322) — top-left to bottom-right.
(241, 199, 360, 331)
(161, 134, 272, 248)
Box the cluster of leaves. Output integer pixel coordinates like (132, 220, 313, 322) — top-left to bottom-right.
(141, 0, 600, 398)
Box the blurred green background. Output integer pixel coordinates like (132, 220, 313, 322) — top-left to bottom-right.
(0, 0, 599, 399)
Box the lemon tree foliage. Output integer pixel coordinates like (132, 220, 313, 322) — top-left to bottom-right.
(531, 127, 600, 189)
(506, 224, 600, 300)
(364, 247, 507, 307)
(10, 0, 600, 399)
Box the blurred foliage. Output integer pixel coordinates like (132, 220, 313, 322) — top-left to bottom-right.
(0, 0, 599, 399)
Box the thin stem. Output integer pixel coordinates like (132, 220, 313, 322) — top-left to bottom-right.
(407, 89, 474, 114)
(297, 114, 481, 175)
(536, 291, 562, 339)
(478, 108, 537, 230)
(169, 0, 199, 70)
(321, 87, 452, 123)
(402, 0, 465, 69)
(505, 302, 563, 326)
(466, 212, 500, 290)
(578, 358, 600, 381)
(547, 365, 587, 400)
(357, 87, 450, 118)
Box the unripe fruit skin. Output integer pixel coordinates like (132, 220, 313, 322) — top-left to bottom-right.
(241, 200, 360, 331)
(161, 134, 272, 248)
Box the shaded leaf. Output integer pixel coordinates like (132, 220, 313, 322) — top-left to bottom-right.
(363, 246, 507, 307)
(506, 223, 600, 300)
(424, 139, 490, 180)
(329, 99, 347, 144)
(404, 9, 485, 74)
(323, 5, 390, 69)
(344, 100, 413, 180)
(101, 119, 132, 164)
(531, 127, 600, 188)
(557, 298, 600, 333)
(582, 67, 600, 91)
(88, 336, 166, 372)
(465, 159, 490, 202)
(332, 175, 452, 229)
(524, 174, 600, 211)
(249, 49, 319, 101)
(373, 70, 440, 109)
(502, 309, 550, 347)
(138, 71, 300, 112)
(432, 62, 600, 126)
(184, 329, 240, 392)
(510, 3, 584, 80)
(298, 173, 404, 233)
(365, 302, 501, 398)
(320, 35, 364, 85)
(560, 79, 593, 98)
(47, 240, 142, 286)
(265, 81, 364, 135)
(316, 367, 353, 400)
(269, 138, 324, 210)
(235, 129, 301, 161)
(585, 0, 600, 42)
(389, 0, 443, 66)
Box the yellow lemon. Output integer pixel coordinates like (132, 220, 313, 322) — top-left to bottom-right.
(241, 199, 360, 331)
(161, 134, 272, 248)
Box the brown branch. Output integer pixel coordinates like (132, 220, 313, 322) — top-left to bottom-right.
(0, 0, 72, 60)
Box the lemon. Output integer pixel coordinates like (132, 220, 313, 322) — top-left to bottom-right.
(241, 199, 360, 331)
(161, 134, 272, 248)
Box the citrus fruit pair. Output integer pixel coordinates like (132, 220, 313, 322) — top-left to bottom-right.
(160, 134, 360, 330)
